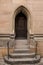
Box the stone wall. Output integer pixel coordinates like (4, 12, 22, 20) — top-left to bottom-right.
(0, 0, 43, 34)
(0, 0, 43, 56)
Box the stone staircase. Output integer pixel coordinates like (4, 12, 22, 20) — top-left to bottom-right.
(4, 39, 41, 65)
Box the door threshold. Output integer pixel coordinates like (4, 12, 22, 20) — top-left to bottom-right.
(15, 37, 27, 40)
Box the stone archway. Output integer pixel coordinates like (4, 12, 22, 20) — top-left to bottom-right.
(13, 6, 31, 39)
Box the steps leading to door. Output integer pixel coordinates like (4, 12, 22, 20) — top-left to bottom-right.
(9, 52, 35, 58)
(4, 39, 41, 64)
(4, 55, 40, 64)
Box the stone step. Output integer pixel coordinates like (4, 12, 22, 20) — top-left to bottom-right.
(15, 47, 28, 49)
(4, 55, 40, 64)
(14, 49, 30, 53)
(15, 44, 28, 46)
(16, 40, 27, 44)
(16, 42, 28, 44)
(14, 50, 31, 53)
(14, 49, 29, 51)
(9, 52, 35, 58)
(16, 44, 35, 47)
(13, 49, 34, 54)
(15, 43, 28, 46)
(15, 46, 28, 49)
(15, 45, 35, 49)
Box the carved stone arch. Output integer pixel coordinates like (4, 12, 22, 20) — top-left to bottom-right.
(12, 6, 31, 37)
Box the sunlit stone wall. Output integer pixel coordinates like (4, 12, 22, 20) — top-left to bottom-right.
(0, 0, 43, 56)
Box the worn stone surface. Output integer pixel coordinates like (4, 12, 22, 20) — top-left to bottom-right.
(0, 58, 43, 65)
(0, 0, 43, 56)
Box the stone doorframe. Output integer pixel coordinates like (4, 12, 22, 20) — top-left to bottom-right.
(12, 5, 31, 38)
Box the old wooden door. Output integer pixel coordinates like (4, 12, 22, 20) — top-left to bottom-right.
(15, 12, 27, 39)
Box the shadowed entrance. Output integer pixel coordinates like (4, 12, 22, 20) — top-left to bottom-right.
(15, 12, 27, 39)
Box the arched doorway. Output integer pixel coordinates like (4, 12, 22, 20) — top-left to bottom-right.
(13, 6, 31, 39)
(15, 11, 27, 39)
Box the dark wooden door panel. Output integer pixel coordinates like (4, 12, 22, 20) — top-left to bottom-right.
(15, 12, 27, 39)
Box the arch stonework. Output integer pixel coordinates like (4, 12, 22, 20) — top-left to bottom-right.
(12, 6, 31, 36)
